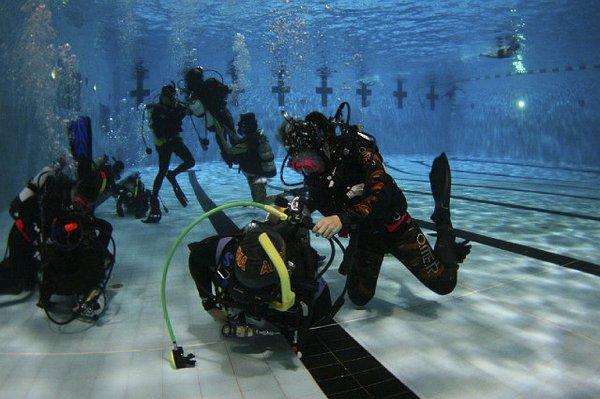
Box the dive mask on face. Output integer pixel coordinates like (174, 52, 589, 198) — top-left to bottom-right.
(287, 151, 325, 175)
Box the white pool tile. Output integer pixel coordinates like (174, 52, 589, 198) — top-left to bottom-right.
(0, 159, 599, 398)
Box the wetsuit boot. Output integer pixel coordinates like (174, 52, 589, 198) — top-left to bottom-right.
(247, 176, 267, 204)
(429, 153, 470, 264)
(142, 196, 162, 224)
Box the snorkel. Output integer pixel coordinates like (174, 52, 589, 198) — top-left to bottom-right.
(258, 232, 295, 311)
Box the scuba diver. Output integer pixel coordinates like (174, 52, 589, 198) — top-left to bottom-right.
(217, 113, 277, 203)
(144, 84, 194, 224)
(277, 105, 471, 306)
(92, 155, 124, 199)
(33, 116, 116, 319)
(481, 36, 521, 58)
(38, 181, 116, 321)
(0, 159, 73, 294)
(184, 67, 239, 162)
(115, 172, 151, 219)
(188, 198, 332, 352)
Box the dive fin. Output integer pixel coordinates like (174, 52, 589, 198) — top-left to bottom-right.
(67, 116, 93, 180)
(429, 152, 451, 227)
(167, 172, 188, 207)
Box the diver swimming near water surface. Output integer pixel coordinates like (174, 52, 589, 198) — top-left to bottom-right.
(278, 104, 471, 306)
(481, 35, 521, 59)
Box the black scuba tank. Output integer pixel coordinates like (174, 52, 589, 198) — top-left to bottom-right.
(235, 130, 276, 178)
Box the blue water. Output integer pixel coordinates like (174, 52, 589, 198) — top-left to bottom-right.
(1, 0, 600, 203)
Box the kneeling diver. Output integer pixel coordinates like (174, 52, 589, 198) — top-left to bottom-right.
(278, 106, 471, 306)
(188, 201, 331, 353)
(0, 158, 73, 294)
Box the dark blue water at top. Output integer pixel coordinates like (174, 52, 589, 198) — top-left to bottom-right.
(0, 0, 599, 203)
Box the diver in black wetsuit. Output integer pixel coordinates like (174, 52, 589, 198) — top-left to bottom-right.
(185, 67, 238, 164)
(0, 160, 73, 294)
(92, 155, 124, 199)
(481, 36, 521, 59)
(214, 113, 277, 204)
(187, 210, 331, 350)
(278, 109, 471, 306)
(115, 172, 151, 219)
(144, 84, 194, 224)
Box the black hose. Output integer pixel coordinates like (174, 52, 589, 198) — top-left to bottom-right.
(100, 236, 117, 291)
(3, 232, 9, 260)
(316, 238, 335, 280)
(45, 304, 77, 325)
(189, 116, 208, 151)
(316, 236, 346, 280)
(334, 102, 351, 125)
(279, 153, 304, 187)
(204, 69, 225, 84)
(139, 108, 152, 155)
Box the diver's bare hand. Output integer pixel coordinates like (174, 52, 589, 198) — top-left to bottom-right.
(313, 215, 342, 239)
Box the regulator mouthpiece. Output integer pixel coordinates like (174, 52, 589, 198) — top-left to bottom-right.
(170, 346, 196, 369)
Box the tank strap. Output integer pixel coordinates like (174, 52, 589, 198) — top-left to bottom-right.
(215, 237, 234, 265)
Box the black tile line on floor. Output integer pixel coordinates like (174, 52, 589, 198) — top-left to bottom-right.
(389, 176, 600, 202)
(187, 170, 420, 399)
(415, 219, 600, 277)
(401, 188, 600, 222)
(266, 182, 600, 221)
(448, 157, 600, 175)
(410, 160, 594, 186)
(265, 184, 599, 277)
(385, 163, 596, 191)
(188, 171, 241, 235)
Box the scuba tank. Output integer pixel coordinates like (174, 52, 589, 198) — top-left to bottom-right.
(235, 129, 277, 178)
(256, 130, 276, 178)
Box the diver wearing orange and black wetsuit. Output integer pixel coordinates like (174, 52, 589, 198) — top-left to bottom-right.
(280, 112, 471, 306)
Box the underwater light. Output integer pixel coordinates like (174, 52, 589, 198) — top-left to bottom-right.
(517, 99, 526, 109)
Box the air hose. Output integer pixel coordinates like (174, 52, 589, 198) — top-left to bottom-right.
(160, 201, 288, 369)
(279, 153, 304, 187)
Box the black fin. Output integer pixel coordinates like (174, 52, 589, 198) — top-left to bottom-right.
(429, 152, 451, 226)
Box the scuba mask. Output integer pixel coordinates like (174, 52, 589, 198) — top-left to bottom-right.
(184, 67, 204, 94)
(279, 113, 331, 167)
(287, 151, 325, 175)
(159, 83, 177, 106)
(238, 112, 258, 136)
